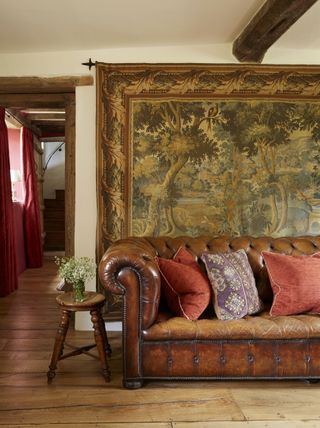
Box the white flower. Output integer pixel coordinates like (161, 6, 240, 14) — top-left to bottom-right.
(55, 256, 96, 284)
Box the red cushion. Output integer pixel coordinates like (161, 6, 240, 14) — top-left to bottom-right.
(157, 247, 211, 320)
(262, 252, 320, 316)
(174, 246, 201, 268)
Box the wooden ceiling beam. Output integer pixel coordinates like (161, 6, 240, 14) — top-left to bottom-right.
(0, 93, 72, 108)
(6, 108, 42, 137)
(20, 108, 66, 117)
(26, 113, 66, 121)
(21, 108, 65, 114)
(0, 75, 93, 94)
(41, 136, 65, 143)
(32, 120, 65, 127)
(40, 124, 65, 134)
(5, 111, 21, 129)
(232, 0, 318, 63)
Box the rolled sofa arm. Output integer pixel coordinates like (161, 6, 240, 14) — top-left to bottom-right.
(98, 238, 161, 329)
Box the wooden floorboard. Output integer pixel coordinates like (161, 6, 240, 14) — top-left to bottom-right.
(0, 257, 320, 427)
(232, 387, 320, 421)
(0, 425, 172, 428)
(173, 423, 320, 427)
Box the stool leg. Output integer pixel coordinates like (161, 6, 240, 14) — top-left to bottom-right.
(47, 309, 70, 383)
(98, 311, 112, 357)
(90, 309, 111, 382)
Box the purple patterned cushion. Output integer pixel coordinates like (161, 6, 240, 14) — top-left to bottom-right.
(201, 250, 262, 320)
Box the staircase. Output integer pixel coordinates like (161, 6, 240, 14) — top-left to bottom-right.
(44, 189, 65, 251)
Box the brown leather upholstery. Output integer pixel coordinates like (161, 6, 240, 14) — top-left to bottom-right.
(99, 235, 320, 388)
(99, 238, 160, 329)
(141, 339, 320, 379)
(143, 311, 320, 341)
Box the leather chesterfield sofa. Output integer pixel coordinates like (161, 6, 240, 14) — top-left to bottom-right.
(99, 235, 320, 388)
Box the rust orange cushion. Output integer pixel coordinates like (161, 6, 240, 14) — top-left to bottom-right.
(157, 247, 211, 320)
(262, 252, 320, 316)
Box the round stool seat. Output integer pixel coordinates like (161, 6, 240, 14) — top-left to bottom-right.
(56, 291, 106, 311)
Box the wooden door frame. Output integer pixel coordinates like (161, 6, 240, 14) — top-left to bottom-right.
(64, 95, 75, 256)
(0, 75, 93, 256)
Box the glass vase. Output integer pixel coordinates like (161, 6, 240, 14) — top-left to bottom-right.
(73, 280, 86, 302)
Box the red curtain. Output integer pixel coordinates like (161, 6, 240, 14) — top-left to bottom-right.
(0, 108, 18, 296)
(22, 127, 43, 268)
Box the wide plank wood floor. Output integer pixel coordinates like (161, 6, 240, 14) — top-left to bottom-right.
(1, 258, 320, 427)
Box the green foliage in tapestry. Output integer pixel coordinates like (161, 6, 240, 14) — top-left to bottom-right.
(131, 100, 320, 237)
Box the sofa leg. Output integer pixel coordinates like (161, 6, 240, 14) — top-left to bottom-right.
(123, 379, 144, 389)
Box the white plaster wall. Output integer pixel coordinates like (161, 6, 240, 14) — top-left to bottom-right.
(43, 141, 65, 199)
(0, 43, 236, 76)
(74, 85, 97, 330)
(0, 44, 320, 78)
(1, 43, 320, 329)
(264, 47, 320, 64)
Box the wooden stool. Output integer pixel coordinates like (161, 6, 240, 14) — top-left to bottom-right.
(47, 291, 111, 383)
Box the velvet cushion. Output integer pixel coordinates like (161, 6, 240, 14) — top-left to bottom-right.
(262, 252, 320, 316)
(157, 247, 211, 321)
(201, 250, 262, 320)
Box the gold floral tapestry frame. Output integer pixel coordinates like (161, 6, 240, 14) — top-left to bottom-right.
(97, 63, 320, 261)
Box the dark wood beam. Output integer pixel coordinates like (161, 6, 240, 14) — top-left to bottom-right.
(41, 136, 65, 143)
(6, 108, 42, 137)
(233, 0, 318, 63)
(0, 75, 93, 94)
(32, 119, 65, 127)
(25, 113, 65, 121)
(0, 93, 72, 109)
(39, 125, 65, 135)
(64, 97, 76, 257)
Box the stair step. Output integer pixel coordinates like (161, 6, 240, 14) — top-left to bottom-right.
(45, 231, 65, 250)
(45, 230, 65, 239)
(44, 209, 64, 219)
(44, 199, 65, 209)
(44, 189, 65, 251)
(44, 219, 65, 231)
(55, 189, 65, 201)
(44, 242, 65, 251)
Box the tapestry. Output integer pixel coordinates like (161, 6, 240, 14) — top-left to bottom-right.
(131, 98, 320, 238)
(96, 63, 320, 317)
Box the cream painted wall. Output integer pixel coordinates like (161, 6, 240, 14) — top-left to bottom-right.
(0, 43, 236, 76)
(0, 44, 319, 78)
(74, 85, 96, 330)
(264, 47, 320, 63)
(43, 142, 65, 199)
(1, 43, 319, 329)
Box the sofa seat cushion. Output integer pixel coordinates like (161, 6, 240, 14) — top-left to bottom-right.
(142, 311, 320, 341)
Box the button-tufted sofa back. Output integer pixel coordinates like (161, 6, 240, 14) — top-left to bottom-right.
(142, 235, 320, 303)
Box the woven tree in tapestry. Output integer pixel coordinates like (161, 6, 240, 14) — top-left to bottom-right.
(132, 99, 320, 238)
(133, 101, 222, 236)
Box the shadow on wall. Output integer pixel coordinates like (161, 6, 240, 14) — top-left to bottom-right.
(42, 142, 65, 199)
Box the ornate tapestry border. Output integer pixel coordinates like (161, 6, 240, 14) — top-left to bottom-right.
(96, 63, 320, 261)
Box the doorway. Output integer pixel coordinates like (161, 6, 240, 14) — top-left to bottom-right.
(42, 133, 66, 252)
(0, 75, 92, 256)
